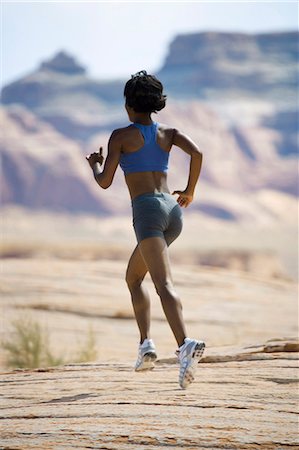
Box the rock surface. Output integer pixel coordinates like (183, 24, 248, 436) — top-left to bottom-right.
(1, 258, 297, 360)
(0, 254, 298, 448)
(0, 341, 298, 449)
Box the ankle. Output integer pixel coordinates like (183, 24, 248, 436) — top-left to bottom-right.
(178, 336, 188, 348)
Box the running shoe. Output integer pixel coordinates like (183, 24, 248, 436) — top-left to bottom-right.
(135, 338, 157, 371)
(176, 338, 205, 389)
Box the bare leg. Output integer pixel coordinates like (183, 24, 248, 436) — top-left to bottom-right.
(138, 237, 187, 347)
(126, 245, 150, 343)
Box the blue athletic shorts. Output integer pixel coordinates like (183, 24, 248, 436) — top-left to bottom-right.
(131, 192, 183, 244)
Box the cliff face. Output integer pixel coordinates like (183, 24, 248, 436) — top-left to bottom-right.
(158, 32, 298, 102)
(2, 102, 297, 217)
(1, 50, 124, 118)
(39, 51, 87, 75)
(158, 32, 298, 163)
(0, 106, 111, 214)
(0, 33, 298, 217)
(1, 32, 298, 134)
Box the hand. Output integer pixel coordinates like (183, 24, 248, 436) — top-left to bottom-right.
(86, 147, 104, 168)
(172, 190, 193, 208)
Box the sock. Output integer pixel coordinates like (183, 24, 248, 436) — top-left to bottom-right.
(179, 337, 192, 350)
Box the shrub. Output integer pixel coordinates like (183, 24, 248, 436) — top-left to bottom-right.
(1, 316, 97, 369)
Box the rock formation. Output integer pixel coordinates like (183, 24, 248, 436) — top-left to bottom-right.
(39, 50, 86, 75)
(0, 32, 298, 217)
(158, 31, 298, 104)
(0, 106, 110, 214)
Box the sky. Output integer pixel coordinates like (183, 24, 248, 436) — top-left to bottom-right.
(1, 1, 298, 86)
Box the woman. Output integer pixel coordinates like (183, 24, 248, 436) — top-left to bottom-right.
(86, 70, 205, 389)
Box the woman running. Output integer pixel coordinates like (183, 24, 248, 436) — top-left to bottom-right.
(86, 70, 205, 389)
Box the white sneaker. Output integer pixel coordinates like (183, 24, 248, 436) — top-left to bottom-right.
(176, 338, 205, 389)
(135, 338, 157, 372)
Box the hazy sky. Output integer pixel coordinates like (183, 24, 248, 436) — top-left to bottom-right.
(1, 1, 298, 86)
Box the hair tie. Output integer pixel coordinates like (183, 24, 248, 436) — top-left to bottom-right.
(131, 70, 148, 79)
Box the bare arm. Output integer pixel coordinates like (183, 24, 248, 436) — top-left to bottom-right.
(86, 130, 122, 189)
(172, 129, 203, 207)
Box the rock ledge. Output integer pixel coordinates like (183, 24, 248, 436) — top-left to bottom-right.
(1, 340, 298, 449)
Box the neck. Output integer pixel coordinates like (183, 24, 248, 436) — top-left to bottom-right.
(133, 113, 152, 125)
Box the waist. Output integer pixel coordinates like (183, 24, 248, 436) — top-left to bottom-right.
(131, 191, 172, 206)
(125, 170, 169, 201)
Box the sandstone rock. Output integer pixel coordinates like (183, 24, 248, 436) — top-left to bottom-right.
(1, 34, 298, 219)
(0, 342, 298, 449)
(158, 31, 297, 105)
(0, 106, 111, 213)
(1, 258, 297, 367)
(4, 101, 297, 223)
(0, 252, 297, 447)
(39, 50, 86, 75)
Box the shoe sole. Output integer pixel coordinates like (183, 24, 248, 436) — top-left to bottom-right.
(180, 341, 205, 389)
(135, 351, 157, 372)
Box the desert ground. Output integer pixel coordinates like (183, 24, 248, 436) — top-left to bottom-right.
(0, 208, 298, 449)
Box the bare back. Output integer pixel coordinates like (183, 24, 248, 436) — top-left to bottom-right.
(88, 117, 201, 208)
(119, 123, 174, 200)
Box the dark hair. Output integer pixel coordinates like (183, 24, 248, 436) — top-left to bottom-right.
(124, 70, 167, 113)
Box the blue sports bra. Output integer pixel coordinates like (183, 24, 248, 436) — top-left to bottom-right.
(119, 122, 169, 175)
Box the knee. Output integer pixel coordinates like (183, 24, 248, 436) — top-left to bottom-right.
(154, 279, 174, 298)
(125, 271, 145, 291)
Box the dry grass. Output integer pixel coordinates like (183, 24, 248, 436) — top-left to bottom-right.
(72, 324, 98, 363)
(1, 315, 98, 369)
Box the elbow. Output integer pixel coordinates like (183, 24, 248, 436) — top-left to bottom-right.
(192, 149, 202, 160)
(98, 177, 111, 190)
(95, 174, 111, 189)
(100, 183, 111, 190)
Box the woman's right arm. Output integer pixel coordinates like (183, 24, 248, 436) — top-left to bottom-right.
(172, 129, 203, 208)
(86, 129, 122, 189)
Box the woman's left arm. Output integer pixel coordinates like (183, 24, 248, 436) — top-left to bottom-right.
(86, 130, 122, 189)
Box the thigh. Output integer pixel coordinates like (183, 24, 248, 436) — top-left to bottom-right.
(126, 245, 148, 285)
(138, 237, 173, 286)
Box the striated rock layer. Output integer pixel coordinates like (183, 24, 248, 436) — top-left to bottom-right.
(0, 341, 298, 449)
(1, 32, 298, 217)
(0, 255, 298, 448)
